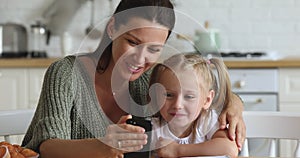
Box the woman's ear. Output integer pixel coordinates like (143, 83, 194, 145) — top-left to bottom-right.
(203, 90, 215, 110)
(107, 17, 115, 38)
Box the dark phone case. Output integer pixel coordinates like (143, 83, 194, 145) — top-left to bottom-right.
(125, 117, 152, 158)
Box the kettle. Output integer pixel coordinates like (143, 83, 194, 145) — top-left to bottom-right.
(0, 23, 28, 58)
(193, 21, 221, 55)
(194, 29, 221, 54)
(30, 21, 51, 58)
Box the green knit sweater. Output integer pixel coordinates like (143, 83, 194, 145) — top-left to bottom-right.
(21, 55, 151, 152)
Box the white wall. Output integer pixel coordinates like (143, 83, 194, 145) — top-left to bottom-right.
(1, 0, 300, 57)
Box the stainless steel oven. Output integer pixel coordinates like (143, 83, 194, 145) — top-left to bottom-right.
(228, 68, 279, 157)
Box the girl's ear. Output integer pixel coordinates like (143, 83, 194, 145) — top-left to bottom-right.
(203, 90, 215, 110)
(107, 17, 115, 38)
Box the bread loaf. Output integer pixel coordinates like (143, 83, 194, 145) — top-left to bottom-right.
(0, 142, 38, 158)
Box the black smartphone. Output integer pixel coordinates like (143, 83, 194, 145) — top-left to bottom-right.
(125, 116, 152, 158)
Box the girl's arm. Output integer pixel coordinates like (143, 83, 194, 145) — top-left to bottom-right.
(156, 129, 239, 158)
(179, 129, 238, 158)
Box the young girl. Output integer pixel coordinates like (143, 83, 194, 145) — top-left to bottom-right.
(149, 53, 239, 158)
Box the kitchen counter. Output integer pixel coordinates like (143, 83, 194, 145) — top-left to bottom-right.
(0, 58, 60, 68)
(224, 56, 300, 68)
(0, 56, 300, 68)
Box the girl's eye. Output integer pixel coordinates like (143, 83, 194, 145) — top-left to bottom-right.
(185, 95, 195, 99)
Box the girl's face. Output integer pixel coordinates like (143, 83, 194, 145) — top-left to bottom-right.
(108, 17, 169, 81)
(157, 68, 214, 130)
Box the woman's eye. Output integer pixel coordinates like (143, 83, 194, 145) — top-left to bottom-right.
(164, 92, 173, 98)
(127, 39, 138, 46)
(147, 47, 161, 53)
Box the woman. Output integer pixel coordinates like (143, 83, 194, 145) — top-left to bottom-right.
(22, 0, 245, 157)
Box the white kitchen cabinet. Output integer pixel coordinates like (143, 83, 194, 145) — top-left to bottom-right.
(0, 68, 46, 144)
(0, 68, 28, 110)
(0, 68, 47, 110)
(279, 68, 300, 157)
(0, 69, 28, 147)
(279, 68, 300, 109)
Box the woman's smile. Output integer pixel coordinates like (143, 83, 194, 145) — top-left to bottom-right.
(126, 62, 143, 73)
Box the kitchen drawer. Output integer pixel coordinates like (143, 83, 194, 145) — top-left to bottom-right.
(239, 94, 278, 111)
(228, 69, 278, 93)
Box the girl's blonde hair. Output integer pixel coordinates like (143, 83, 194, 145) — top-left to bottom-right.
(149, 53, 232, 141)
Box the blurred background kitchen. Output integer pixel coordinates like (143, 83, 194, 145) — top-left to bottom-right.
(1, 0, 300, 57)
(1, 0, 300, 157)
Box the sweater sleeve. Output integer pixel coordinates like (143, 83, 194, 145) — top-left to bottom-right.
(21, 56, 76, 152)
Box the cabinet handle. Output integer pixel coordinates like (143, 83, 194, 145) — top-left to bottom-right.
(234, 80, 246, 89)
(244, 98, 263, 105)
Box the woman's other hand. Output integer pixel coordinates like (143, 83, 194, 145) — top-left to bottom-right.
(101, 115, 148, 153)
(155, 137, 180, 158)
(218, 93, 246, 150)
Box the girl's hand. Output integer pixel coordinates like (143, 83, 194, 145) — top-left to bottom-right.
(218, 93, 246, 151)
(155, 137, 179, 158)
(101, 115, 148, 153)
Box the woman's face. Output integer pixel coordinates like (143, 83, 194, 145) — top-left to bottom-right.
(109, 17, 169, 81)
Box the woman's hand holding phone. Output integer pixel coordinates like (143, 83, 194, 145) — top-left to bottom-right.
(100, 115, 148, 153)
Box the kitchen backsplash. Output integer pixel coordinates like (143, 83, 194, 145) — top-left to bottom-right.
(1, 0, 300, 57)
